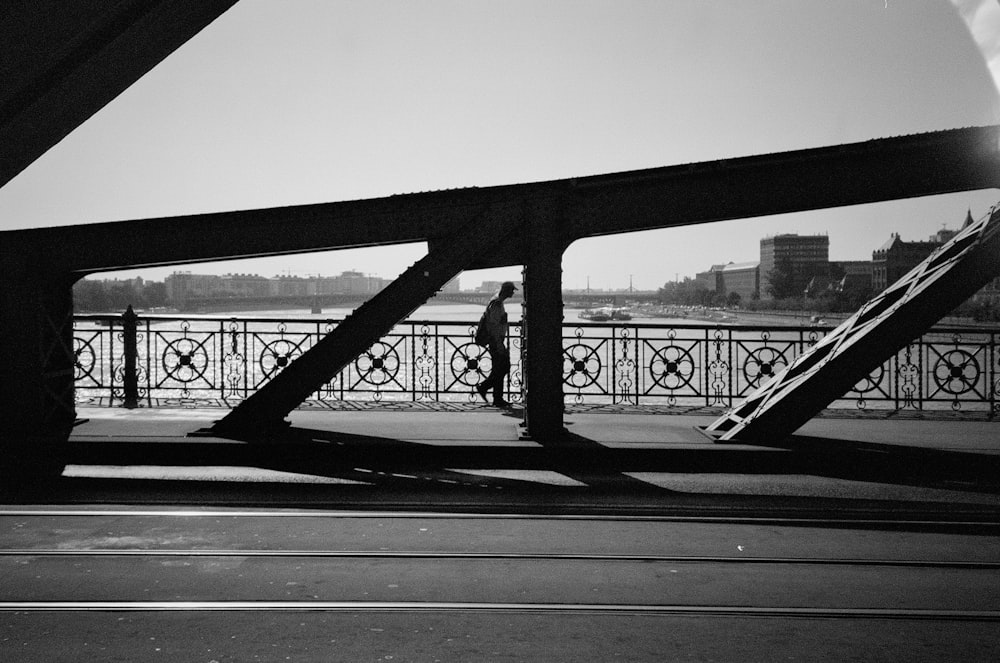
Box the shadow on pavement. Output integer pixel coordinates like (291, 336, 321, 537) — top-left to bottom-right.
(761, 433, 1000, 494)
(39, 421, 1000, 506)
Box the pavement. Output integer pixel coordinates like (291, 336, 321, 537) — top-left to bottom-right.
(55, 405, 1000, 515)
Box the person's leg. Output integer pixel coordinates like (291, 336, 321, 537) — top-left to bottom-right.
(477, 346, 500, 402)
(490, 349, 510, 404)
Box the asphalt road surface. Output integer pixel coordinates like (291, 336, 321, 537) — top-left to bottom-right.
(1, 507, 999, 661)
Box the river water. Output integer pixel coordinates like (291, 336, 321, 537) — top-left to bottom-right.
(183, 303, 792, 328)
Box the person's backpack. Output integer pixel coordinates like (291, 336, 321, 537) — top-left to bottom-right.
(474, 309, 490, 346)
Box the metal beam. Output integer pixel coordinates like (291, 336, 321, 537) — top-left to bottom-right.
(568, 125, 1000, 237)
(13, 186, 543, 274)
(210, 199, 526, 438)
(0, 0, 240, 188)
(704, 203, 1000, 443)
(7, 126, 999, 276)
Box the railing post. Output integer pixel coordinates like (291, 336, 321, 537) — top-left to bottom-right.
(121, 305, 139, 409)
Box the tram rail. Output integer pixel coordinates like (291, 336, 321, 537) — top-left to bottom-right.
(4, 507, 1000, 533)
(1, 548, 997, 570)
(1, 601, 997, 621)
(3, 503, 999, 663)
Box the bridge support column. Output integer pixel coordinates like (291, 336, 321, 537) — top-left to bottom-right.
(522, 216, 566, 440)
(0, 250, 75, 484)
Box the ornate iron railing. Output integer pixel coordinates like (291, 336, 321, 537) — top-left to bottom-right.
(72, 312, 999, 414)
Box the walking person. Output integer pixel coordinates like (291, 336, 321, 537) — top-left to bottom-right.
(476, 281, 517, 407)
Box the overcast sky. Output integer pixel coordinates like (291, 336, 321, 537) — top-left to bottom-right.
(1, 0, 998, 290)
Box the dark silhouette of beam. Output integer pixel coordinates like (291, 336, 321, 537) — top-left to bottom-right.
(5, 126, 998, 276)
(0, 0, 239, 188)
(211, 202, 524, 438)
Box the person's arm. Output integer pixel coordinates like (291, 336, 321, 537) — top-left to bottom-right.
(484, 301, 507, 351)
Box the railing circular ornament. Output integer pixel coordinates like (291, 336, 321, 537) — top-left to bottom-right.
(450, 342, 489, 386)
(162, 337, 209, 383)
(933, 349, 980, 395)
(564, 343, 602, 388)
(259, 339, 301, 377)
(355, 341, 401, 386)
(743, 346, 789, 388)
(649, 345, 695, 390)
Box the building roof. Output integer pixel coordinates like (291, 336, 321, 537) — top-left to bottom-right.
(876, 234, 902, 252)
(721, 261, 759, 272)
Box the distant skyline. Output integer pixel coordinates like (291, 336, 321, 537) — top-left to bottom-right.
(1, 1, 999, 291)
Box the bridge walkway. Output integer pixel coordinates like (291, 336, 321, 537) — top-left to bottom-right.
(47, 404, 1000, 512)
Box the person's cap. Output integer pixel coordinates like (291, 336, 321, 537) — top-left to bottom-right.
(501, 281, 518, 291)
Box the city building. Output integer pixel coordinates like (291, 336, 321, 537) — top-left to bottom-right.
(871, 234, 939, 292)
(163, 270, 391, 305)
(719, 262, 760, 301)
(831, 261, 873, 293)
(693, 262, 759, 302)
(759, 233, 830, 299)
(694, 264, 727, 292)
(220, 273, 271, 298)
(870, 211, 979, 293)
(164, 271, 222, 305)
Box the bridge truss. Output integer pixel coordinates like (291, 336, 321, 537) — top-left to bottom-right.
(2, 4, 1000, 480)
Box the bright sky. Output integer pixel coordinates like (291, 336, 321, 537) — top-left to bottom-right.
(1, 0, 999, 290)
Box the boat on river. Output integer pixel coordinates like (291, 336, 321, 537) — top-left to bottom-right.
(579, 306, 632, 322)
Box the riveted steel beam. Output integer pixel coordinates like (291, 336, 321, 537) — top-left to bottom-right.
(0, 0, 240, 188)
(704, 204, 1000, 443)
(5, 126, 998, 276)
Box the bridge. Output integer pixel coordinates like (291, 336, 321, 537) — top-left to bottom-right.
(2, 3, 1000, 483)
(431, 291, 660, 307)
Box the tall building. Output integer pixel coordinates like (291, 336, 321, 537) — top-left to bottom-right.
(759, 234, 829, 298)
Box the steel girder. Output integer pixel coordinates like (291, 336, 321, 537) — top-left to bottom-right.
(3, 126, 998, 277)
(1, 0, 239, 189)
(704, 204, 1000, 443)
(209, 199, 526, 438)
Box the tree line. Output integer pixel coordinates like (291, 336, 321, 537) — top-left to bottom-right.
(73, 279, 168, 312)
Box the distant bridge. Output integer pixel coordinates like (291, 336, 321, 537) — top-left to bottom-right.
(434, 292, 660, 306)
